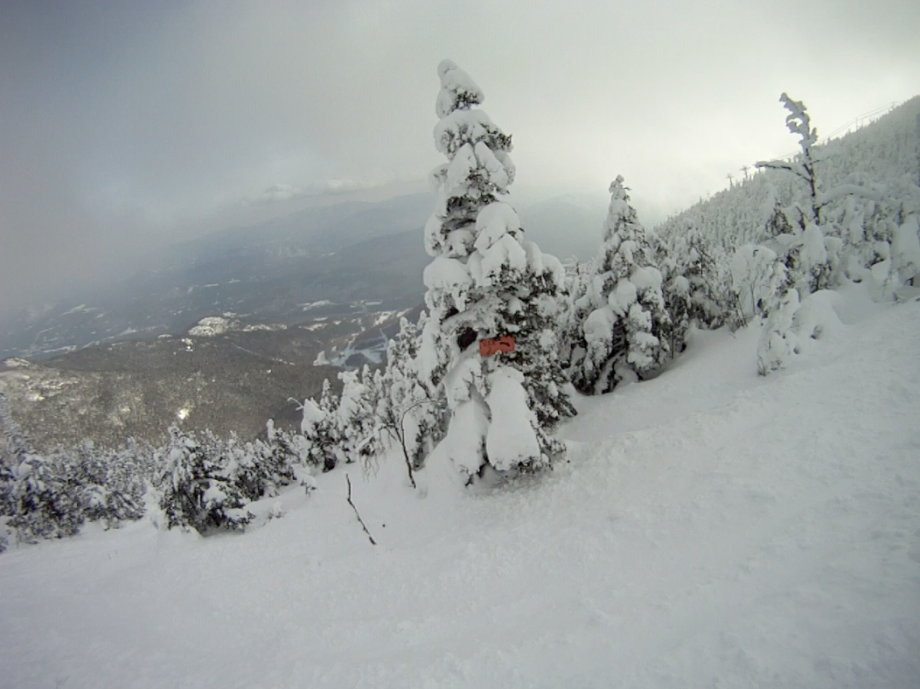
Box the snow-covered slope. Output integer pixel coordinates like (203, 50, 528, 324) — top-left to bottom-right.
(653, 96, 920, 252)
(2, 287, 919, 688)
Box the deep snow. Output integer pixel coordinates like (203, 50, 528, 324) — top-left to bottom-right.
(2, 288, 919, 689)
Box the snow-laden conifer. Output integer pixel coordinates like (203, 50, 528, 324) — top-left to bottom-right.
(336, 366, 384, 464)
(0, 391, 33, 465)
(67, 440, 147, 528)
(301, 380, 342, 472)
(418, 60, 574, 477)
(258, 420, 298, 495)
(1, 393, 85, 542)
(756, 94, 841, 296)
(378, 314, 446, 471)
(5, 452, 85, 543)
(573, 176, 671, 393)
(650, 238, 692, 356)
(156, 426, 253, 533)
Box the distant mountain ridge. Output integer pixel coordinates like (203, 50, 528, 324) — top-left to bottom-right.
(0, 191, 606, 360)
(0, 188, 607, 449)
(0, 195, 434, 360)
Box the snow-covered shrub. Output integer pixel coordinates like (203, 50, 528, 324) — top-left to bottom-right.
(730, 244, 788, 323)
(255, 420, 298, 496)
(301, 380, 343, 472)
(0, 391, 33, 465)
(770, 223, 841, 297)
(336, 366, 384, 464)
(377, 314, 446, 471)
(789, 290, 843, 355)
(1, 394, 86, 543)
(893, 214, 920, 286)
(5, 454, 85, 543)
(156, 426, 253, 534)
(757, 288, 801, 376)
(835, 180, 920, 293)
(65, 441, 148, 528)
(0, 461, 12, 520)
(757, 287, 846, 376)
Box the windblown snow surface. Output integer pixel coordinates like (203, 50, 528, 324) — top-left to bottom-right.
(3, 286, 920, 689)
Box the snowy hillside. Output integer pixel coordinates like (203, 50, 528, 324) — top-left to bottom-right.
(2, 284, 918, 688)
(653, 97, 920, 252)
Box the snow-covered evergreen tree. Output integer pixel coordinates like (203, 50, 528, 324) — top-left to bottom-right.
(418, 60, 574, 478)
(559, 258, 594, 362)
(0, 391, 33, 465)
(336, 366, 384, 465)
(67, 440, 147, 528)
(4, 451, 85, 543)
(572, 176, 671, 393)
(0, 393, 85, 543)
(831, 178, 920, 292)
(654, 97, 920, 307)
(156, 426, 253, 534)
(378, 314, 446, 471)
(257, 420, 298, 496)
(301, 380, 342, 472)
(650, 238, 693, 356)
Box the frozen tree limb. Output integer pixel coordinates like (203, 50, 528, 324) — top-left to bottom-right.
(345, 474, 376, 546)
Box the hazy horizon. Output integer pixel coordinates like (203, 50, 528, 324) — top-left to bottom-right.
(2, 0, 919, 315)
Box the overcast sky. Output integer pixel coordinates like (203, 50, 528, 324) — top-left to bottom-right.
(2, 0, 919, 317)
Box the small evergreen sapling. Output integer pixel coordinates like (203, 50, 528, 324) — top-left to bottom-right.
(336, 366, 384, 465)
(378, 314, 446, 475)
(258, 420, 298, 495)
(301, 380, 343, 472)
(650, 237, 692, 356)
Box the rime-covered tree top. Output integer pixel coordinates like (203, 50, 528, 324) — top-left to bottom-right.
(780, 92, 818, 150)
(435, 60, 485, 118)
(604, 176, 641, 242)
(598, 175, 650, 281)
(425, 60, 515, 259)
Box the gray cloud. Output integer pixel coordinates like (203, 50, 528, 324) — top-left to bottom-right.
(2, 0, 919, 316)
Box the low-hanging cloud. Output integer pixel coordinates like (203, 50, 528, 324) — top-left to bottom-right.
(1, 0, 919, 316)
